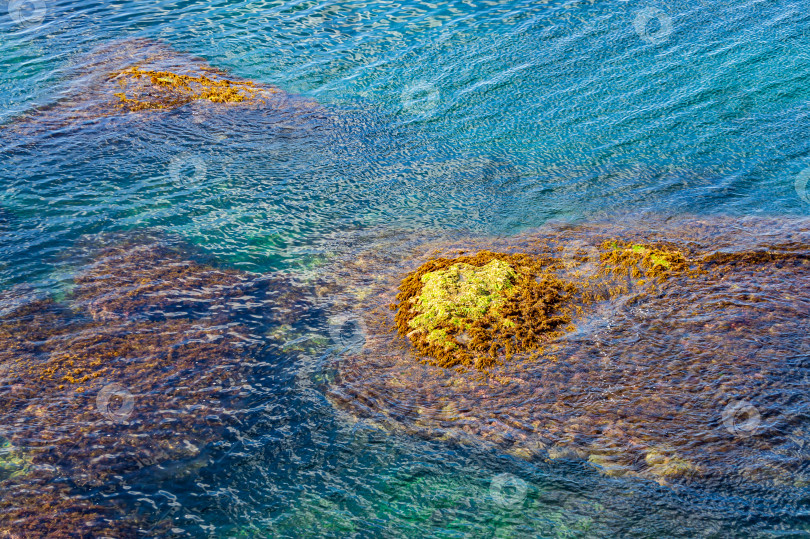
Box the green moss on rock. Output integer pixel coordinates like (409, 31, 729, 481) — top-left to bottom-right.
(408, 260, 518, 349)
(0, 437, 31, 482)
(395, 251, 576, 369)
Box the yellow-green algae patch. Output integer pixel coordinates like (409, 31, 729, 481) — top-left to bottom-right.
(409, 260, 517, 348)
(110, 66, 278, 112)
(395, 251, 577, 369)
(394, 241, 692, 370)
(2, 39, 324, 137)
(0, 437, 31, 482)
(599, 240, 689, 282)
(644, 447, 699, 482)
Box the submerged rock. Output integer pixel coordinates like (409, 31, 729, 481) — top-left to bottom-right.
(108, 66, 276, 112)
(0, 437, 31, 482)
(0, 233, 312, 537)
(1, 38, 325, 137)
(323, 216, 810, 487)
(393, 238, 692, 370)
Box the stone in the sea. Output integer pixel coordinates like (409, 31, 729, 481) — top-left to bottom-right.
(393, 238, 690, 370)
(1, 38, 325, 137)
(0, 233, 312, 536)
(323, 216, 810, 487)
(395, 251, 577, 369)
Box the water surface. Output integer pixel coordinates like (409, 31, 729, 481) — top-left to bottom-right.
(1, 0, 809, 536)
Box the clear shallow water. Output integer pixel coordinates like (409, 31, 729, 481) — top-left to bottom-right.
(1, 0, 809, 536)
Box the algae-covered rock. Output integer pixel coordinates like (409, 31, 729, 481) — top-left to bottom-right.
(326, 216, 810, 488)
(0, 437, 31, 482)
(395, 251, 577, 369)
(1, 39, 325, 137)
(109, 66, 276, 112)
(599, 240, 689, 281)
(0, 233, 313, 536)
(393, 237, 695, 370)
(644, 447, 698, 483)
(409, 259, 517, 349)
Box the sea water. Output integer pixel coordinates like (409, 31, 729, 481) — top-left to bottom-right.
(1, 0, 809, 536)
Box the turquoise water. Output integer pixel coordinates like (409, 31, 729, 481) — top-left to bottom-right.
(1, 0, 810, 536)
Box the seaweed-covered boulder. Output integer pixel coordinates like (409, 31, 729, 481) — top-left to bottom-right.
(1, 38, 325, 137)
(0, 234, 312, 537)
(395, 252, 576, 369)
(324, 216, 810, 486)
(394, 240, 690, 370)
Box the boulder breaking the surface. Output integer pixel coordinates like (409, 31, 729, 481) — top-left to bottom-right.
(324, 216, 810, 487)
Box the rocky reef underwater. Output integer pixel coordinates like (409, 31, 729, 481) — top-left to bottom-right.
(1, 38, 329, 140)
(0, 232, 319, 537)
(2, 37, 810, 536)
(0, 38, 337, 536)
(1, 215, 809, 534)
(322, 215, 810, 489)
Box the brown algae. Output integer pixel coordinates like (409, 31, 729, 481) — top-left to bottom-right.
(599, 240, 690, 282)
(110, 67, 278, 112)
(2, 39, 323, 136)
(394, 241, 691, 370)
(0, 235, 313, 536)
(395, 251, 576, 369)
